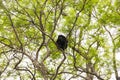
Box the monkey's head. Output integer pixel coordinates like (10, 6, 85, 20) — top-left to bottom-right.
(58, 35, 66, 40)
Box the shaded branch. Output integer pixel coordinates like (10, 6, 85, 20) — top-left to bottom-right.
(103, 25, 118, 79)
(67, 0, 87, 38)
(51, 50, 66, 80)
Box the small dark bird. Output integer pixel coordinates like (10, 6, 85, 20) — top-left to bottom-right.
(56, 35, 68, 50)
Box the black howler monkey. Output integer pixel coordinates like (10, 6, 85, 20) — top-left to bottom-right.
(56, 35, 68, 50)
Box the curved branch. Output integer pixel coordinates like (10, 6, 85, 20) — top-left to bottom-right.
(103, 25, 118, 79)
(51, 51, 66, 80)
(67, 0, 87, 38)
